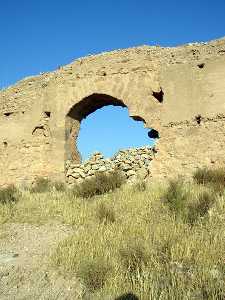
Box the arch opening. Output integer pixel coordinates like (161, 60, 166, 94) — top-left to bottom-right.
(77, 106, 156, 161)
(65, 93, 158, 169)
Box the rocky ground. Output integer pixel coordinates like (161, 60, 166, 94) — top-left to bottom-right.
(0, 223, 83, 300)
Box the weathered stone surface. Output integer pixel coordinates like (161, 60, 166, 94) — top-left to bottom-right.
(136, 167, 149, 180)
(98, 166, 107, 172)
(65, 146, 154, 184)
(126, 170, 136, 177)
(0, 37, 225, 186)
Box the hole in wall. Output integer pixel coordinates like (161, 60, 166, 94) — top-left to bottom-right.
(197, 63, 205, 69)
(152, 88, 164, 103)
(32, 125, 50, 137)
(148, 129, 160, 139)
(4, 112, 13, 117)
(3, 141, 8, 148)
(44, 111, 51, 118)
(195, 114, 202, 125)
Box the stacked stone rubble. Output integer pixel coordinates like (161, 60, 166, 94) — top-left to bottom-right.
(66, 146, 155, 184)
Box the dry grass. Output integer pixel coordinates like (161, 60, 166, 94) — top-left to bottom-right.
(71, 170, 125, 199)
(0, 169, 224, 299)
(193, 167, 225, 194)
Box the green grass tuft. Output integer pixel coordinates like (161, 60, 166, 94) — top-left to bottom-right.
(119, 240, 149, 273)
(0, 185, 20, 205)
(30, 177, 52, 193)
(77, 258, 110, 292)
(193, 167, 225, 194)
(162, 179, 189, 216)
(72, 170, 125, 199)
(96, 202, 116, 224)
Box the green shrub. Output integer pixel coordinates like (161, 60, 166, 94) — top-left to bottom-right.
(0, 185, 20, 205)
(72, 170, 125, 199)
(30, 177, 52, 193)
(53, 181, 66, 192)
(187, 190, 216, 224)
(119, 240, 149, 273)
(115, 293, 139, 300)
(156, 239, 173, 265)
(96, 202, 115, 224)
(193, 168, 225, 194)
(133, 181, 146, 192)
(162, 179, 188, 216)
(162, 179, 215, 224)
(77, 258, 110, 292)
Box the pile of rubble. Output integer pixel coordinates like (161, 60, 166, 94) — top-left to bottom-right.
(66, 146, 156, 184)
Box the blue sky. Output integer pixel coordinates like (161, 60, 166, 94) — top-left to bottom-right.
(77, 106, 152, 160)
(1, 0, 225, 159)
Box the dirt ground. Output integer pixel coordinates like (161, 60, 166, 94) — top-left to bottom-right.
(0, 223, 83, 300)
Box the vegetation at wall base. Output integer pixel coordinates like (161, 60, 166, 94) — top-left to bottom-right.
(30, 177, 66, 193)
(0, 185, 20, 205)
(71, 170, 125, 199)
(0, 167, 224, 299)
(30, 177, 52, 193)
(193, 167, 225, 194)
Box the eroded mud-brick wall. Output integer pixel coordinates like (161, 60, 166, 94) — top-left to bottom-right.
(0, 37, 225, 186)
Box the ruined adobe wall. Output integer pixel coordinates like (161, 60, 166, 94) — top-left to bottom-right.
(66, 146, 155, 185)
(0, 37, 225, 186)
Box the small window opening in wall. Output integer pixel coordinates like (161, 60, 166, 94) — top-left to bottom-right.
(197, 63, 205, 69)
(195, 114, 202, 125)
(152, 88, 164, 103)
(3, 141, 8, 148)
(4, 112, 13, 117)
(44, 111, 51, 118)
(148, 129, 160, 139)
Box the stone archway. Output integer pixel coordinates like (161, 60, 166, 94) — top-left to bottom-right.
(65, 93, 153, 166)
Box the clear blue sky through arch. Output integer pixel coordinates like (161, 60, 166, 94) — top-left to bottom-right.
(0, 0, 224, 158)
(77, 106, 154, 161)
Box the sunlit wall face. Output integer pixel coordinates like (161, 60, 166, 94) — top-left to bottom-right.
(77, 106, 155, 161)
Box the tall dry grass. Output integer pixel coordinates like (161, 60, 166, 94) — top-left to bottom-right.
(0, 169, 224, 299)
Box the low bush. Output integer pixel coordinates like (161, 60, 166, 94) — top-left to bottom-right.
(133, 181, 146, 192)
(77, 258, 110, 292)
(72, 170, 125, 199)
(53, 181, 66, 192)
(162, 179, 188, 216)
(193, 167, 225, 194)
(96, 202, 116, 224)
(162, 179, 215, 224)
(30, 177, 52, 193)
(119, 240, 149, 273)
(187, 190, 216, 224)
(0, 185, 20, 205)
